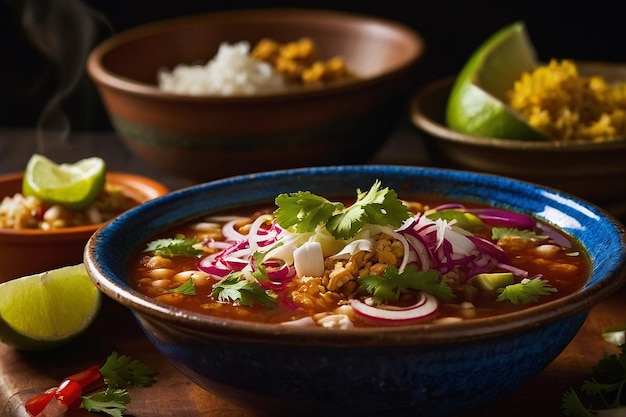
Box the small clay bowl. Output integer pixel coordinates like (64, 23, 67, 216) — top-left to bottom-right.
(410, 65, 626, 213)
(0, 172, 168, 282)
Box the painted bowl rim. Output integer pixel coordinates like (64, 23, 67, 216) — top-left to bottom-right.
(411, 74, 626, 152)
(84, 165, 626, 346)
(87, 8, 425, 103)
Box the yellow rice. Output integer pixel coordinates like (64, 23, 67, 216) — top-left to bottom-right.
(506, 59, 626, 142)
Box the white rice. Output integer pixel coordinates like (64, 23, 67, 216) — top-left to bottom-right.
(157, 41, 289, 96)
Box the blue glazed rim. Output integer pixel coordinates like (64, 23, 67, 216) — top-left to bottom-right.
(84, 165, 626, 345)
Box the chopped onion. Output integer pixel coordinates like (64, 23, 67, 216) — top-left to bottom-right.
(349, 292, 438, 322)
(293, 241, 325, 278)
(329, 238, 374, 260)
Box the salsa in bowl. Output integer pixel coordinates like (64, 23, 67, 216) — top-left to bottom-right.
(84, 165, 626, 417)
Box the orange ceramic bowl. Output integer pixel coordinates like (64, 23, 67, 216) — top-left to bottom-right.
(0, 172, 168, 282)
(87, 8, 425, 182)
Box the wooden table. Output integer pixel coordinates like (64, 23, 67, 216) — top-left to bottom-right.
(0, 126, 624, 416)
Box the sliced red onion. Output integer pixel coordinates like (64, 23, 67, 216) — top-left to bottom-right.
(466, 208, 537, 230)
(496, 262, 530, 278)
(220, 217, 248, 241)
(468, 236, 508, 263)
(349, 292, 438, 323)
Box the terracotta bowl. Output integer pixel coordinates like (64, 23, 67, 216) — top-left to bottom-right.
(87, 9, 425, 182)
(0, 172, 168, 282)
(84, 165, 626, 417)
(410, 67, 626, 215)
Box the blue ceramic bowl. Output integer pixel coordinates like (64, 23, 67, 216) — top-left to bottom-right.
(84, 166, 626, 417)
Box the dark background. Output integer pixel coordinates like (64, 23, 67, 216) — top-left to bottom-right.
(2, 0, 624, 130)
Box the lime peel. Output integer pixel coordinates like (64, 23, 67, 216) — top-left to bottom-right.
(22, 154, 107, 211)
(0, 264, 101, 351)
(446, 21, 547, 141)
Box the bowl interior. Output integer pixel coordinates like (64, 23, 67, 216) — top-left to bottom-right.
(85, 166, 626, 345)
(92, 9, 424, 94)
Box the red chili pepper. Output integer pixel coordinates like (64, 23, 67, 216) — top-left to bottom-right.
(24, 364, 101, 416)
(24, 387, 56, 416)
(65, 364, 101, 388)
(54, 379, 83, 407)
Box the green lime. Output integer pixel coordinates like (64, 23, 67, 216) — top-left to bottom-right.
(23, 154, 107, 211)
(446, 21, 547, 140)
(0, 264, 101, 351)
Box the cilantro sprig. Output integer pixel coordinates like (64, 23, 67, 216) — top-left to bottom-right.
(24, 352, 157, 417)
(358, 265, 454, 304)
(496, 277, 557, 304)
(211, 273, 277, 307)
(562, 344, 626, 416)
(144, 234, 203, 257)
(81, 389, 130, 417)
(100, 352, 158, 389)
(274, 180, 410, 240)
(81, 352, 158, 417)
(165, 278, 197, 295)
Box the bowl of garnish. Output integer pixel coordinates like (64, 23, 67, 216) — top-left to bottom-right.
(410, 21, 626, 216)
(0, 154, 168, 282)
(84, 165, 626, 417)
(87, 8, 425, 182)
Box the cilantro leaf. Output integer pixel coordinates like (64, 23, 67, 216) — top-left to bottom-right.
(275, 181, 410, 240)
(250, 251, 269, 282)
(358, 266, 454, 304)
(144, 234, 203, 258)
(211, 273, 277, 307)
(100, 352, 158, 389)
(274, 191, 341, 233)
(82, 388, 130, 417)
(562, 344, 626, 416)
(496, 277, 557, 304)
(561, 388, 595, 417)
(166, 278, 196, 295)
(327, 181, 410, 239)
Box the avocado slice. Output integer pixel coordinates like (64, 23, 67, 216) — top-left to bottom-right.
(468, 272, 514, 292)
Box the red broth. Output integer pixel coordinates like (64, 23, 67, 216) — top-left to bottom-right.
(128, 198, 590, 328)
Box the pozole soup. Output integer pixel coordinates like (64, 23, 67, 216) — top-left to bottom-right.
(128, 182, 590, 328)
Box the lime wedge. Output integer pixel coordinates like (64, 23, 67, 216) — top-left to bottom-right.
(446, 21, 547, 140)
(0, 264, 101, 351)
(23, 154, 107, 211)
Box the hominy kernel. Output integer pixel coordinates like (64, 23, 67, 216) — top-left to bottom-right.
(534, 244, 561, 259)
(155, 293, 185, 305)
(136, 278, 154, 286)
(151, 279, 172, 289)
(549, 263, 579, 275)
(148, 268, 175, 279)
(43, 205, 65, 222)
(173, 270, 211, 286)
(191, 222, 221, 232)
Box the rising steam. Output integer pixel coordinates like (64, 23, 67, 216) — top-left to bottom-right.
(14, 0, 105, 151)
